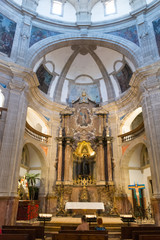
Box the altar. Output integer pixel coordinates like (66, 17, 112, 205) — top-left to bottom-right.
(65, 202, 105, 215)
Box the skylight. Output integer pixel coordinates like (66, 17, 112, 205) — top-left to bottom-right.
(105, 0, 116, 15)
(52, 0, 63, 15)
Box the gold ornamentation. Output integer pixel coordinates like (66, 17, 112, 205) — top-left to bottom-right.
(74, 141, 95, 158)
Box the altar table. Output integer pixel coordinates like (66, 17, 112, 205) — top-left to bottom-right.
(65, 202, 105, 214)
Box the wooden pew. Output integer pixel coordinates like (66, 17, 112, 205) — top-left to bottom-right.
(60, 226, 95, 231)
(2, 225, 44, 239)
(132, 230, 160, 240)
(139, 235, 160, 240)
(55, 233, 108, 240)
(61, 226, 77, 231)
(59, 230, 108, 234)
(0, 234, 29, 240)
(2, 229, 36, 240)
(121, 226, 160, 239)
(52, 230, 108, 240)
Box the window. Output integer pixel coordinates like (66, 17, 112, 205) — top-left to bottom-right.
(105, 0, 116, 15)
(51, 0, 63, 15)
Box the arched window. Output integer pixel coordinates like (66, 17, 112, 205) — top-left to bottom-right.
(51, 0, 63, 15)
(104, 0, 116, 15)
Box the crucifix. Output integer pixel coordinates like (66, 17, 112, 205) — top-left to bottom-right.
(128, 183, 145, 206)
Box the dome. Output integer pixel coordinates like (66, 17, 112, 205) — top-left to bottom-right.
(33, 44, 135, 104)
(11, 0, 155, 23)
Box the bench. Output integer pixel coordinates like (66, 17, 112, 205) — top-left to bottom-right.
(59, 230, 108, 234)
(2, 229, 36, 240)
(0, 234, 29, 240)
(121, 226, 160, 239)
(132, 230, 160, 240)
(2, 225, 44, 239)
(55, 233, 108, 240)
(139, 235, 160, 240)
(60, 226, 96, 231)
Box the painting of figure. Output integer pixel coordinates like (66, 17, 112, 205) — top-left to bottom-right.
(30, 26, 61, 47)
(109, 25, 139, 46)
(68, 84, 100, 104)
(153, 18, 160, 56)
(0, 13, 16, 57)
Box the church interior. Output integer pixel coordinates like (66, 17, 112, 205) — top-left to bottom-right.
(1, 0, 160, 239)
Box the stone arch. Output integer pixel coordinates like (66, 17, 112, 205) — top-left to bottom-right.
(121, 138, 148, 168)
(25, 33, 142, 70)
(120, 139, 151, 206)
(23, 139, 48, 169)
(22, 140, 48, 196)
(120, 107, 143, 134)
(120, 138, 149, 193)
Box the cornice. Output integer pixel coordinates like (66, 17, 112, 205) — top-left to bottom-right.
(1, 0, 160, 31)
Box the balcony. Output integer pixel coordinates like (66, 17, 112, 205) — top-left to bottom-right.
(25, 121, 51, 143)
(118, 122, 144, 142)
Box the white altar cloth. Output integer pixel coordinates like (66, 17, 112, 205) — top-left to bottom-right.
(65, 202, 105, 211)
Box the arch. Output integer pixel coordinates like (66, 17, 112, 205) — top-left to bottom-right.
(21, 140, 48, 197)
(25, 33, 142, 70)
(121, 107, 142, 134)
(22, 140, 48, 169)
(120, 138, 148, 168)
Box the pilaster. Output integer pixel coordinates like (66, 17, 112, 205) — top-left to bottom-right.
(0, 74, 28, 225)
(16, 15, 32, 64)
(140, 75, 160, 224)
(136, 13, 157, 64)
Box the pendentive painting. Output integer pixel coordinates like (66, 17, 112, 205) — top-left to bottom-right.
(153, 18, 160, 56)
(0, 13, 16, 57)
(109, 25, 139, 46)
(115, 64, 133, 93)
(30, 26, 61, 47)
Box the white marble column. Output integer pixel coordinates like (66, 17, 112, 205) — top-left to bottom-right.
(0, 78, 28, 225)
(140, 76, 160, 225)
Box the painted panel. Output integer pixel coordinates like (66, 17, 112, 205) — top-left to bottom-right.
(115, 64, 132, 93)
(108, 25, 139, 46)
(0, 13, 16, 57)
(68, 84, 100, 104)
(29, 26, 62, 47)
(153, 18, 160, 56)
(36, 64, 53, 94)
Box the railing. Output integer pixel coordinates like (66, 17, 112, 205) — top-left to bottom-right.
(118, 122, 144, 142)
(25, 121, 51, 143)
(73, 176, 96, 186)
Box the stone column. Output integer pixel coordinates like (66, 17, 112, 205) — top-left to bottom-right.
(64, 138, 72, 185)
(107, 137, 113, 184)
(56, 137, 63, 183)
(136, 14, 157, 64)
(0, 79, 28, 226)
(140, 75, 160, 225)
(96, 138, 105, 185)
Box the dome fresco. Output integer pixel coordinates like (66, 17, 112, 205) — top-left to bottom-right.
(34, 46, 135, 104)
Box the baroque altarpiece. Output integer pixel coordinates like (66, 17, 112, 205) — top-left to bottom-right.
(55, 93, 130, 215)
